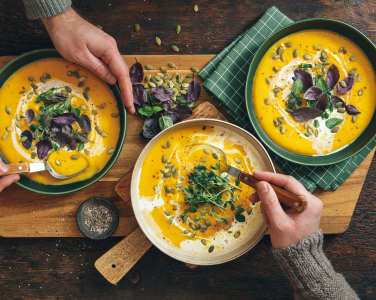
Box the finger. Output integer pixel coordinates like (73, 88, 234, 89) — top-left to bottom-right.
(249, 192, 260, 203)
(253, 171, 308, 195)
(0, 161, 8, 176)
(0, 175, 20, 192)
(260, 203, 270, 226)
(100, 48, 135, 114)
(257, 181, 292, 226)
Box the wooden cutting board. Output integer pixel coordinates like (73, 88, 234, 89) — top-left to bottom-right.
(0, 55, 373, 238)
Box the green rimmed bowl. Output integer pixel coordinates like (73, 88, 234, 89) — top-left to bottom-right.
(0, 49, 127, 194)
(245, 18, 376, 166)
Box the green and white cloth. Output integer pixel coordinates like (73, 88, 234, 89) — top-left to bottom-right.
(198, 6, 376, 193)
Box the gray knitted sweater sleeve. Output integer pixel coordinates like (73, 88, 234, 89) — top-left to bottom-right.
(21, 0, 72, 20)
(272, 229, 359, 300)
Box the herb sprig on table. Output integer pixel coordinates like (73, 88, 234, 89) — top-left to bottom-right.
(180, 164, 245, 223)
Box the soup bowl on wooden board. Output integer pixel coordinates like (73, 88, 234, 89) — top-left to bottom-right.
(131, 119, 274, 265)
(0, 49, 126, 194)
(246, 18, 376, 166)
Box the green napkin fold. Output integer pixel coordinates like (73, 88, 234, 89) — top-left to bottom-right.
(198, 6, 376, 193)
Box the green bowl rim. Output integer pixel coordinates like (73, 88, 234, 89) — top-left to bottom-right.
(0, 48, 127, 194)
(245, 18, 376, 166)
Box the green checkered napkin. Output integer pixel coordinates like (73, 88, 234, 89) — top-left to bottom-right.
(198, 6, 376, 193)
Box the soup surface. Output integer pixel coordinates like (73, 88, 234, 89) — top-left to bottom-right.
(0, 58, 120, 185)
(253, 29, 376, 155)
(137, 125, 267, 257)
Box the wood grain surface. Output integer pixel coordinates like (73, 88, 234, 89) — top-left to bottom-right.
(0, 0, 375, 299)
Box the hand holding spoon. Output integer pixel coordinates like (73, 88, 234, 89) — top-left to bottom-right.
(188, 144, 307, 212)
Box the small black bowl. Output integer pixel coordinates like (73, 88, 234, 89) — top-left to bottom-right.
(76, 197, 119, 240)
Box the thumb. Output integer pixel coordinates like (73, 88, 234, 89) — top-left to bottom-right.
(257, 181, 291, 226)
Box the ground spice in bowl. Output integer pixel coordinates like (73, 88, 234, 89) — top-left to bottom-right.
(83, 205, 113, 234)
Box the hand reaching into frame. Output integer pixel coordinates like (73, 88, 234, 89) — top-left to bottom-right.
(0, 157, 19, 193)
(42, 7, 135, 114)
(249, 171, 323, 249)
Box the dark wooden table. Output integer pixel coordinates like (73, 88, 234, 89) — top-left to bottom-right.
(0, 0, 375, 298)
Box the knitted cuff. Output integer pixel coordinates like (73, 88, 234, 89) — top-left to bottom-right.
(22, 0, 72, 20)
(272, 229, 359, 300)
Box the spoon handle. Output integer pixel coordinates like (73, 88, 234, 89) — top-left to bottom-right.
(238, 171, 307, 212)
(5, 163, 31, 175)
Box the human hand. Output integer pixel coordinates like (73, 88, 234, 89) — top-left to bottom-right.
(42, 7, 135, 114)
(249, 171, 323, 249)
(0, 157, 19, 193)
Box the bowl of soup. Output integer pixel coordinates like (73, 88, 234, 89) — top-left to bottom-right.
(131, 119, 274, 265)
(0, 49, 126, 194)
(246, 19, 376, 165)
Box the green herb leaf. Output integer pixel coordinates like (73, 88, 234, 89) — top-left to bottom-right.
(313, 119, 320, 128)
(152, 106, 163, 114)
(325, 118, 343, 129)
(315, 78, 329, 93)
(29, 124, 38, 132)
(159, 116, 173, 131)
(33, 128, 39, 140)
(138, 106, 154, 117)
(52, 142, 58, 151)
(291, 79, 303, 95)
(235, 179, 240, 186)
(77, 143, 84, 151)
(235, 205, 245, 222)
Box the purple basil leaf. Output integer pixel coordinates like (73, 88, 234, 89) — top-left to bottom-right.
(133, 86, 148, 106)
(55, 131, 77, 150)
(129, 60, 144, 85)
(62, 124, 73, 135)
(25, 108, 35, 125)
(346, 105, 361, 115)
(41, 110, 53, 127)
(330, 96, 345, 108)
(162, 100, 178, 112)
(81, 114, 91, 133)
(314, 94, 329, 111)
(326, 64, 340, 90)
(20, 130, 32, 150)
(72, 132, 90, 143)
(186, 80, 201, 103)
(44, 125, 51, 133)
(294, 70, 313, 90)
(36, 140, 52, 160)
(52, 113, 79, 126)
(337, 75, 355, 93)
(174, 105, 193, 120)
(291, 107, 323, 121)
(152, 87, 175, 102)
(42, 93, 67, 105)
(140, 130, 156, 141)
(304, 86, 322, 100)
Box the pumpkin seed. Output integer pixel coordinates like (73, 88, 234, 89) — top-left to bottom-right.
(82, 149, 90, 156)
(212, 153, 219, 160)
(304, 133, 310, 137)
(66, 71, 73, 76)
(194, 4, 198, 11)
(107, 148, 114, 155)
(83, 92, 89, 100)
(285, 108, 293, 114)
(247, 206, 253, 215)
(270, 52, 276, 59)
(339, 81, 347, 88)
(335, 102, 343, 108)
(285, 42, 292, 48)
(277, 117, 284, 124)
(208, 245, 214, 253)
(171, 165, 176, 173)
(165, 141, 170, 149)
(315, 64, 322, 70)
(186, 73, 194, 78)
(15, 114, 20, 121)
(5, 106, 11, 115)
(183, 230, 189, 234)
(338, 107, 346, 113)
(144, 75, 151, 83)
(322, 67, 327, 74)
(175, 183, 184, 188)
(331, 127, 339, 133)
(313, 44, 322, 50)
(40, 76, 46, 84)
(349, 56, 357, 62)
(164, 210, 170, 216)
(315, 129, 319, 138)
(273, 119, 279, 127)
(178, 74, 183, 83)
(224, 224, 231, 230)
(308, 127, 313, 135)
(234, 158, 241, 164)
(154, 75, 161, 81)
(164, 186, 171, 193)
(145, 64, 153, 70)
(358, 89, 363, 96)
(356, 74, 361, 82)
(78, 82, 85, 87)
(151, 77, 158, 85)
(189, 233, 195, 238)
(73, 71, 79, 78)
(303, 54, 312, 60)
(205, 219, 211, 227)
(322, 61, 330, 66)
(2, 133, 8, 140)
(277, 47, 284, 55)
(6, 126, 13, 132)
(155, 37, 161, 46)
(28, 76, 36, 82)
(134, 23, 140, 33)
(19, 136, 27, 142)
(99, 103, 106, 109)
(273, 55, 280, 60)
(200, 157, 208, 162)
(30, 144, 35, 151)
(352, 115, 357, 123)
(201, 239, 207, 246)
(189, 67, 198, 74)
(234, 231, 241, 238)
(190, 224, 196, 231)
(31, 152, 37, 159)
(149, 82, 156, 88)
(264, 98, 270, 105)
(321, 50, 327, 59)
(164, 172, 171, 178)
(16, 121, 22, 128)
(179, 175, 186, 181)
(280, 56, 285, 62)
(273, 87, 281, 93)
(195, 224, 200, 230)
(280, 125, 286, 134)
(265, 78, 271, 85)
(172, 45, 179, 52)
(19, 88, 26, 94)
(165, 162, 172, 169)
(175, 25, 181, 34)
(168, 217, 174, 225)
(54, 159, 61, 167)
(273, 66, 279, 72)
(162, 155, 167, 163)
(203, 148, 210, 155)
(168, 62, 176, 69)
(293, 49, 298, 58)
(319, 57, 327, 63)
(101, 132, 107, 137)
(348, 69, 357, 76)
(91, 110, 98, 115)
(70, 155, 79, 160)
(95, 126, 102, 134)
